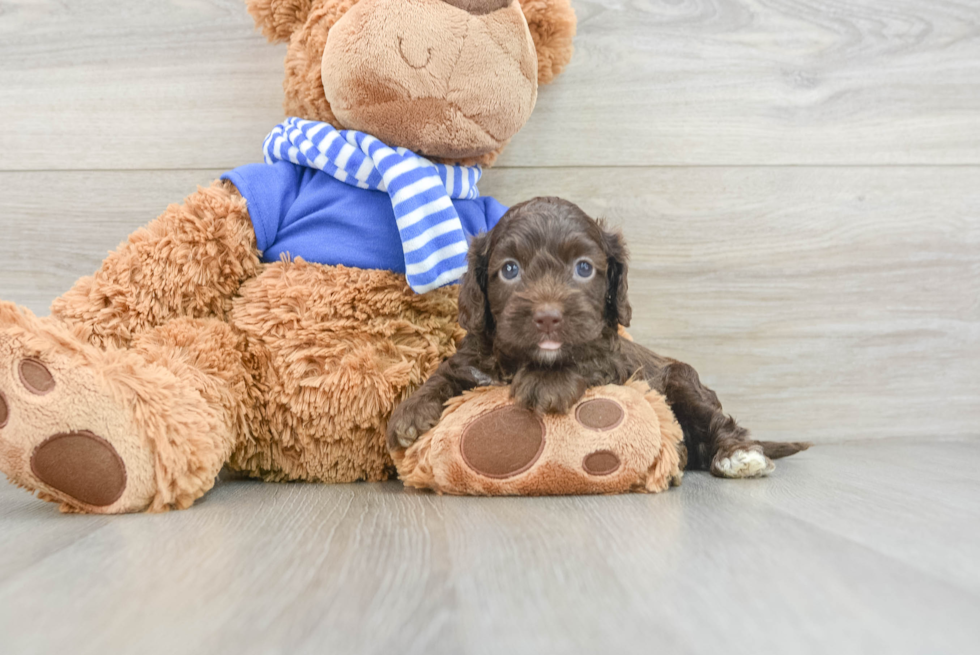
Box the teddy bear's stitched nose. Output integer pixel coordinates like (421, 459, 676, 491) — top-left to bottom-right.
(439, 0, 512, 15)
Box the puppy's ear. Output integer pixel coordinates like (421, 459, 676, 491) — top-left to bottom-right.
(601, 224, 632, 328)
(247, 0, 313, 43)
(458, 232, 494, 335)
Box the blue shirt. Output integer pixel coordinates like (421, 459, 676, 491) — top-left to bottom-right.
(222, 161, 508, 273)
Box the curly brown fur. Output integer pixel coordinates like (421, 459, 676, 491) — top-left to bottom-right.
(388, 198, 811, 475)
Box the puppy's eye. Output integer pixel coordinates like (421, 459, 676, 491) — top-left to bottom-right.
(574, 259, 595, 280)
(500, 260, 521, 281)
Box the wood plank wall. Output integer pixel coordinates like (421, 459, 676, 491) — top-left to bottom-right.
(1, 0, 977, 443)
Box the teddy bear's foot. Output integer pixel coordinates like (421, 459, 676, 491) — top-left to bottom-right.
(0, 304, 159, 513)
(710, 443, 775, 479)
(395, 383, 686, 496)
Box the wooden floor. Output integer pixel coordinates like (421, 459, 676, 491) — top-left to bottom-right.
(1, 439, 978, 654)
(1, 0, 979, 652)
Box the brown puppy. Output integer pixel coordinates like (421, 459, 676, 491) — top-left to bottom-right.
(387, 197, 810, 477)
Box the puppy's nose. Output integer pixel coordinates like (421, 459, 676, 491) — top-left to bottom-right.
(439, 0, 512, 15)
(533, 308, 563, 333)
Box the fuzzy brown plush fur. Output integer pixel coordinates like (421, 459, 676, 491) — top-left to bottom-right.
(0, 0, 575, 513)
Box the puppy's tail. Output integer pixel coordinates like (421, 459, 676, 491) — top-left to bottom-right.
(759, 440, 812, 460)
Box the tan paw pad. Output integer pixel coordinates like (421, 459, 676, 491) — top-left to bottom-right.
(582, 450, 621, 476)
(19, 358, 56, 395)
(30, 431, 127, 507)
(460, 406, 545, 478)
(575, 398, 624, 431)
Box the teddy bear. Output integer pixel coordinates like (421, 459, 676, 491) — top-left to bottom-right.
(0, 0, 576, 513)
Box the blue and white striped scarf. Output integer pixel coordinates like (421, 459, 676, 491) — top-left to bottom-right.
(263, 117, 482, 293)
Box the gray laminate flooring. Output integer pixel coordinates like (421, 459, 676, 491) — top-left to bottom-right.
(1, 438, 977, 655)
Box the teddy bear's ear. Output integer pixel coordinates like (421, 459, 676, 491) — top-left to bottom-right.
(520, 0, 577, 84)
(246, 0, 315, 43)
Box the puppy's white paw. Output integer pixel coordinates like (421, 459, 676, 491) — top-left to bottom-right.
(713, 448, 775, 479)
(397, 427, 419, 449)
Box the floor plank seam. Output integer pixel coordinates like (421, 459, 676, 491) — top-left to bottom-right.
(4, 164, 980, 174)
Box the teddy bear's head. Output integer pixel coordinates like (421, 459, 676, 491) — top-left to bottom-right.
(248, 0, 576, 165)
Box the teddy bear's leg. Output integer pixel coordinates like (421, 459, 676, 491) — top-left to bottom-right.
(0, 304, 254, 513)
(222, 261, 462, 485)
(50, 180, 261, 349)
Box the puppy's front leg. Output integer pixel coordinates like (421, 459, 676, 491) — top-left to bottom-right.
(387, 356, 479, 450)
(511, 368, 588, 415)
(387, 393, 448, 451)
